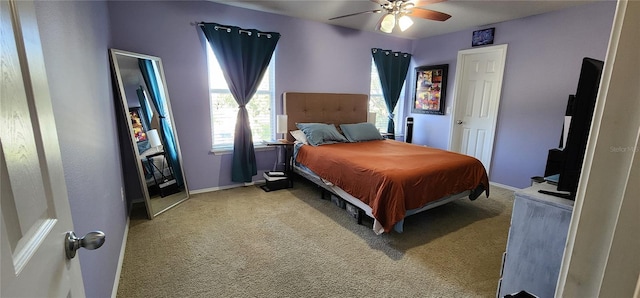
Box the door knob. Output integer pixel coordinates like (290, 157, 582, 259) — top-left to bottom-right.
(65, 231, 105, 259)
(456, 120, 463, 125)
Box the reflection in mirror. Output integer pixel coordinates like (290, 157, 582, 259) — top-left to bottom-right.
(109, 49, 188, 219)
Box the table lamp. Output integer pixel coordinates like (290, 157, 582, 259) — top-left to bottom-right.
(368, 112, 377, 125)
(147, 129, 162, 153)
(276, 114, 288, 141)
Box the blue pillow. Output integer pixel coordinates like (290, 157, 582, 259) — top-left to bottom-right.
(137, 140, 151, 153)
(339, 122, 384, 142)
(296, 123, 348, 146)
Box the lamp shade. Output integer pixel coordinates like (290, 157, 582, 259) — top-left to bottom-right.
(398, 15, 413, 32)
(276, 115, 288, 134)
(147, 129, 162, 148)
(368, 112, 377, 125)
(379, 13, 395, 33)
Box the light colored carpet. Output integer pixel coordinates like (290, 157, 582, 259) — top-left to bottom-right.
(117, 178, 514, 298)
(149, 189, 188, 216)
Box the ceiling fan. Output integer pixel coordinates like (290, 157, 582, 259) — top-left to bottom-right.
(329, 0, 451, 34)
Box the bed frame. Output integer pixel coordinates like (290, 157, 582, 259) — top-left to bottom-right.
(283, 92, 470, 234)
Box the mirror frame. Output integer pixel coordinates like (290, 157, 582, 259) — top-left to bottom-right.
(109, 48, 189, 219)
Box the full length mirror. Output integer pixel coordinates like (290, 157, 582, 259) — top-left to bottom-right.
(110, 49, 188, 219)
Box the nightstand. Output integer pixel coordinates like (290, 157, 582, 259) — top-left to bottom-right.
(380, 132, 393, 139)
(262, 140, 294, 191)
(142, 150, 179, 197)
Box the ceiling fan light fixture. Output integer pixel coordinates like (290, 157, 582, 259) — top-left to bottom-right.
(401, 2, 415, 10)
(329, 0, 450, 34)
(398, 15, 413, 31)
(379, 13, 396, 33)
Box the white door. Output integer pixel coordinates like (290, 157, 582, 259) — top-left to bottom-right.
(449, 44, 508, 174)
(1, 0, 85, 297)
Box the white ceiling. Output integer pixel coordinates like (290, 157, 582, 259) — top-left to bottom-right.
(208, 0, 597, 39)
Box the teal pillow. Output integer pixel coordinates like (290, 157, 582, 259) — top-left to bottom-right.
(296, 123, 348, 146)
(339, 122, 384, 142)
(137, 140, 151, 153)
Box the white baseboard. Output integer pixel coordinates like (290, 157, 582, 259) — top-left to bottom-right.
(490, 181, 521, 192)
(191, 180, 521, 194)
(111, 217, 130, 298)
(189, 180, 267, 195)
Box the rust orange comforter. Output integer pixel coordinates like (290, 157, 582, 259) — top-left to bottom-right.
(295, 140, 489, 232)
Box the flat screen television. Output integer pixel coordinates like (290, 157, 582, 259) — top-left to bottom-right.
(558, 94, 576, 148)
(541, 57, 604, 200)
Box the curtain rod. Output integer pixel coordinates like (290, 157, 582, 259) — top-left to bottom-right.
(372, 48, 410, 58)
(191, 22, 277, 38)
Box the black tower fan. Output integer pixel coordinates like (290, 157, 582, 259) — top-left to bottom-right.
(405, 117, 414, 143)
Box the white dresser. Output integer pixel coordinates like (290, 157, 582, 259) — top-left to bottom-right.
(498, 182, 574, 298)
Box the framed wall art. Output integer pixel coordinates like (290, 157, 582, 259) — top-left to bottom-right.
(129, 108, 148, 142)
(472, 27, 495, 47)
(412, 64, 448, 115)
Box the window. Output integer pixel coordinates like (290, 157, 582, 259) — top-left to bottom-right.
(369, 59, 405, 134)
(207, 44, 275, 150)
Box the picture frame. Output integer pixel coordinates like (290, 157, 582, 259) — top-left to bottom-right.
(412, 64, 448, 115)
(472, 27, 495, 47)
(129, 107, 148, 142)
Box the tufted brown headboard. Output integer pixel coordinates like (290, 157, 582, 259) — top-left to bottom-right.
(283, 92, 369, 142)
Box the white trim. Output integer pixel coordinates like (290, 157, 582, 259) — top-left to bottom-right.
(189, 180, 267, 194)
(110, 217, 130, 298)
(557, 1, 640, 296)
(489, 181, 520, 192)
(210, 144, 275, 155)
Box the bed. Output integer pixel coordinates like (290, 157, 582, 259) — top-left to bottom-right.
(283, 92, 489, 234)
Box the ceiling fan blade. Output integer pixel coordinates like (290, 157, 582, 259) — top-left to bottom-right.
(370, 0, 390, 6)
(409, 7, 451, 21)
(329, 10, 382, 21)
(411, 0, 447, 7)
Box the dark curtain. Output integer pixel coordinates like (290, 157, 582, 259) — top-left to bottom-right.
(201, 23, 280, 182)
(371, 48, 411, 138)
(138, 59, 184, 188)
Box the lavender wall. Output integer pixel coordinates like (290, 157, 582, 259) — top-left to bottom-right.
(409, 2, 616, 188)
(34, 1, 127, 297)
(107, 1, 411, 191)
(106, 1, 616, 193)
(22, 2, 617, 296)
